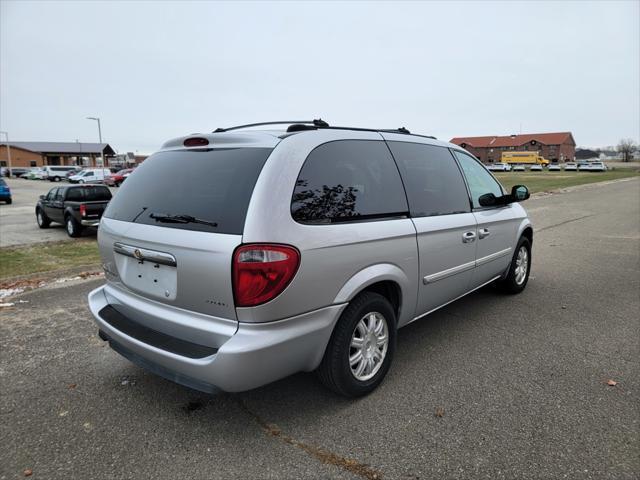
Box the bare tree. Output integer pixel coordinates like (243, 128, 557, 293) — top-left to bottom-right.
(617, 138, 637, 162)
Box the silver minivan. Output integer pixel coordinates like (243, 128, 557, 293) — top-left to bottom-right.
(88, 120, 533, 397)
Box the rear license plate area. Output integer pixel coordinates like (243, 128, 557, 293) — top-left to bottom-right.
(115, 255, 177, 301)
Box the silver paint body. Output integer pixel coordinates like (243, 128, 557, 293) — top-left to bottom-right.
(88, 128, 532, 392)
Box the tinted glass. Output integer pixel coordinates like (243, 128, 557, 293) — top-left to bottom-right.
(46, 188, 58, 200)
(292, 140, 408, 223)
(54, 189, 64, 201)
(453, 150, 504, 208)
(104, 148, 272, 234)
(387, 142, 470, 217)
(66, 186, 112, 202)
(0, 179, 6, 186)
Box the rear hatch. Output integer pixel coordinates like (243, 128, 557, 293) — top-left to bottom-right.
(100, 145, 274, 321)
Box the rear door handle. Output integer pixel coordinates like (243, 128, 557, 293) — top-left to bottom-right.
(462, 231, 476, 243)
(479, 228, 490, 239)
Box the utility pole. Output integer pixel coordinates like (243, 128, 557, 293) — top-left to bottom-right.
(0, 131, 12, 177)
(86, 116, 105, 167)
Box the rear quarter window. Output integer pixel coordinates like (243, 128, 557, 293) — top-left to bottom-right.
(291, 140, 408, 224)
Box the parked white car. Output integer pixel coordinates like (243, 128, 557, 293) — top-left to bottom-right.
(577, 162, 591, 172)
(68, 168, 111, 184)
(564, 162, 578, 171)
(530, 164, 543, 171)
(547, 164, 562, 171)
(22, 168, 46, 180)
(512, 165, 525, 172)
(487, 163, 512, 172)
(589, 162, 607, 172)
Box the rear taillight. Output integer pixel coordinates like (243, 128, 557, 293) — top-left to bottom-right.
(232, 244, 300, 307)
(80, 204, 86, 217)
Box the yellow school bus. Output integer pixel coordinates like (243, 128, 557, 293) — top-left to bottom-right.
(501, 152, 550, 165)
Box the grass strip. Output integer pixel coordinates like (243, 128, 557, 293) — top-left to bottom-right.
(0, 239, 100, 280)
(494, 169, 639, 194)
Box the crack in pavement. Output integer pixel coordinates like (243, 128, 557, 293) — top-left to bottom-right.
(236, 398, 383, 480)
(534, 214, 596, 233)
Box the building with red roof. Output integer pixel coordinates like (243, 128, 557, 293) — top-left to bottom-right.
(450, 132, 576, 164)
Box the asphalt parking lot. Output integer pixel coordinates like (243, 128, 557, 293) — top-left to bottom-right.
(0, 179, 117, 247)
(1, 178, 639, 479)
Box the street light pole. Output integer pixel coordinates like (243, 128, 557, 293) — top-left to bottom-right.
(86, 116, 104, 167)
(0, 131, 12, 177)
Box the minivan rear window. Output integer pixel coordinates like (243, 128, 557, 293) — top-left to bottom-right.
(103, 148, 272, 234)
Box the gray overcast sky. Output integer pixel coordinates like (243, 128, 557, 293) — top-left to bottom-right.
(1, 0, 639, 153)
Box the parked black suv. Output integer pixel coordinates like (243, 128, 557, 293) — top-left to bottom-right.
(36, 185, 112, 237)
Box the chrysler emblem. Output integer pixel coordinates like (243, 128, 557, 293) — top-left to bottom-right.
(133, 249, 143, 260)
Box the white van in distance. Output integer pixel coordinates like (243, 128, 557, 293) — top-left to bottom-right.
(68, 168, 111, 184)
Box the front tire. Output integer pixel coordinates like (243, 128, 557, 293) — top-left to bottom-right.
(496, 237, 531, 294)
(36, 209, 50, 228)
(317, 292, 396, 397)
(65, 215, 82, 237)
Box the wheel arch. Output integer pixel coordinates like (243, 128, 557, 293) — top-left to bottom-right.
(517, 220, 533, 246)
(333, 264, 410, 325)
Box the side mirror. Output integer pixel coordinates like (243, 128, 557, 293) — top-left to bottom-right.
(478, 193, 498, 207)
(511, 185, 530, 202)
(39, 195, 45, 200)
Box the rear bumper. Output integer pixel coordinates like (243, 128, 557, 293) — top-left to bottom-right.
(88, 285, 346, 393)
(81, 219, 100, 227)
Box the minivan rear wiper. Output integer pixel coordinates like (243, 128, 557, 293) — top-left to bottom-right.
(149, 213, 218, 228)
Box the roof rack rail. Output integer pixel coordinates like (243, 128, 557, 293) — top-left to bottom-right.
(213, 119, 436, 139)
(214, 119, 328, 133)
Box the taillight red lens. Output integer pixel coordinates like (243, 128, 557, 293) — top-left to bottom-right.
(80, 204, 86, 217)
(232, 244, 300, 307)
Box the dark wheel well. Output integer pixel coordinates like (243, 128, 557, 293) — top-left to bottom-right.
(522, 226, 533, 246)
(360, 281, 401, 319)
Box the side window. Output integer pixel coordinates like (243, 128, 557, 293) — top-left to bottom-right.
(46, 188, 58, 201)
(85, 171, 94, 177)
(453, 151, 504, 208)
(291, 140, 408, 223)
(387, 142, 470, 217)
(54, 189, 65, 201)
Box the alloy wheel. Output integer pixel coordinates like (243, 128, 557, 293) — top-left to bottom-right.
(349, 312, 389, 381)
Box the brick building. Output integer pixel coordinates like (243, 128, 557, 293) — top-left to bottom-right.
(450, 132, 576, 164)
(0, 142, 115, 169)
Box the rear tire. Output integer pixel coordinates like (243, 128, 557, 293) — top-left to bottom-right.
(36, 209, 50, 228)
(6, 198, 12, 205)
(317, 292, 396, 397)
(496, 237, 531, 294)
(65, 215, 82, 237)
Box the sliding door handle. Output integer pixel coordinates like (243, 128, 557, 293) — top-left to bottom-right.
(462, 231, 476, 243)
